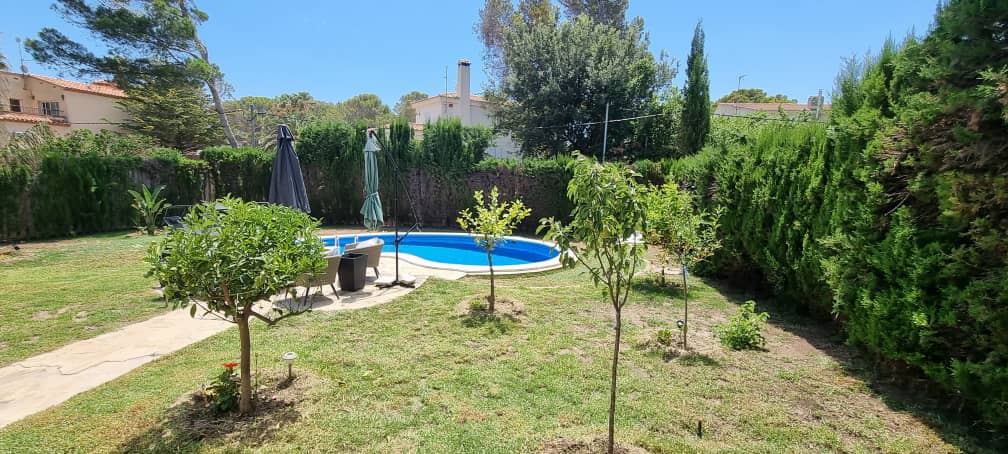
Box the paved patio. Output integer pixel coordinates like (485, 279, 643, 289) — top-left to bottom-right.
(0, 255, 464, 428)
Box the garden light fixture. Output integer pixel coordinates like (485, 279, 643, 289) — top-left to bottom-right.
(282, 351, 298, 380)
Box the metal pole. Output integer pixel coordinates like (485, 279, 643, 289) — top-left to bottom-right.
(394, 145, 400, 283)
(816, 88, 823, 121)
(249, 104, 258, 148)
(736, 74, 746, 115)
(601, 102, 609, 162)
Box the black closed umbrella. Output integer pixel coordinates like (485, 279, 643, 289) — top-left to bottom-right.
(268, 125, 311, 213)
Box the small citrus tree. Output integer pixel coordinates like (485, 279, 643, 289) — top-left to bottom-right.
(539, 153, 647, 454)
(128, 184, 171, 235)
(642, 182, 722, 349)
(145, 198, 325, 415)
(457, 186, 531, 312)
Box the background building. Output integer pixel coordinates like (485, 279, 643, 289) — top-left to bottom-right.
(0, 70, 128, 144)
(411, 60, 519, 159)
(714, 94, 831, 121)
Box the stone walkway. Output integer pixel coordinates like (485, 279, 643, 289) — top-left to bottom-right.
(0, 258, 464, 428)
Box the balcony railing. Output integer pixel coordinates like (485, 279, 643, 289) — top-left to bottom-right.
(0, 106, 69, 122)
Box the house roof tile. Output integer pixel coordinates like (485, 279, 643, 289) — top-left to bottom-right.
(718, 102, 832, 112)
(26, 73, 127, 98)
(0, 111, 70, 126)
(412, 92, 490, 105)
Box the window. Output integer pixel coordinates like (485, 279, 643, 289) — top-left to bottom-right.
(448, 103, 454, 108)
(8, 99, 21, 112)
(40, 101, 61, 117)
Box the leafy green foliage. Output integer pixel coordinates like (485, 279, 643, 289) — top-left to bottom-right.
(119, 82, 224, 151)
(127, 184, 171, 235)
(201, 146, 273, 202)
(666, 0, 1008, 428)
(642, 182, 722, 277)
(145, 198, 325, 414)
(420, 118, 488, 172)
(334, 93, 393, 126)
(629, 91, 683, 160)
(458, 186, 531, 311)
(714, 301, 770, 350)
(394, 91, 429, 121)
(224, 92, 342, 149)
(26, 0, 240, 146)
(642, 182, 721, 347)
(716, 88, 797, 104)
(655, 328, 675, 347)
(679, 21, 710, 156)
(539, 152, 647, 453)
(206, 363, 240, 415)
(494, 14, 673, 157)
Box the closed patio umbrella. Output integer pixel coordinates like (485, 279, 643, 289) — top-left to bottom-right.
(360, 133, 384, 231)
(268, 125, 311, 213)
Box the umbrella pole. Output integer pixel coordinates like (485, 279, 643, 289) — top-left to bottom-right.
(394, 158, 400, 283)
(378, 135, 414, 289)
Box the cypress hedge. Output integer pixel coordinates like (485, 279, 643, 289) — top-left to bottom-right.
(669, 0, 1008, 428)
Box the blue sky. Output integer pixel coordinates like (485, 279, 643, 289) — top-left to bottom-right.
(3, 1, 936, 106)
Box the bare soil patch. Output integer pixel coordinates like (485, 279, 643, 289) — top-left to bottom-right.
(31, 311, 54, 321)
(539, 437, 649, 454)
(456, 296, 527, 319)
(119, 370, 322, 451)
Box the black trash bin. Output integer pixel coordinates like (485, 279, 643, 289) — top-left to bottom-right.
(339, 252, 368, 292)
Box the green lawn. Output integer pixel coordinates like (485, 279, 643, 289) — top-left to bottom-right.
(0, 254, 992, 453)
(0, 232, 167, 367)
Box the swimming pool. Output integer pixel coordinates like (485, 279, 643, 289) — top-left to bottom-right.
(318, 232, 561, 274)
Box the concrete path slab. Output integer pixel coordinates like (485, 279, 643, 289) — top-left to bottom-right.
(0, 258, 464, 428)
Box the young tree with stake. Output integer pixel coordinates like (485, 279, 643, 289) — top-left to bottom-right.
(145, 199, 325, 415)
(458, 186, 531, 312)
(539, 153, 647, 454)
(642, 182, 722, 349)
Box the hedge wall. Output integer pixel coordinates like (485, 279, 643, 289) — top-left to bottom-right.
(0, 146, 575, 242)
(668, 0, 1008, 428)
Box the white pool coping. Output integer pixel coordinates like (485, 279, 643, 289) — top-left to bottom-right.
(318, 232, 562, 275)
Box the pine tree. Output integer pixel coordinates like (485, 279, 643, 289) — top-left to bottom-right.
(679, 21, 710, 156)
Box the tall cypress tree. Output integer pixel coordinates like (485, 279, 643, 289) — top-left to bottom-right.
(679, 21, 710, 156)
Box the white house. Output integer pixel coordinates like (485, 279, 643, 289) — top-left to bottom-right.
(0, 70, 128, 145)
(410, 60, 520, 159)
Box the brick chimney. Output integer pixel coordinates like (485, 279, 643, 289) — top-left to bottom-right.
(457, 59, 471, 125)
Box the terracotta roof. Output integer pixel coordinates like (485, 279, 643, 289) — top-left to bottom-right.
(718, 102, 831, 112)
(412, 92, 490, 105)
(0, 111, 70, 126)
(26, 73, 127, 98)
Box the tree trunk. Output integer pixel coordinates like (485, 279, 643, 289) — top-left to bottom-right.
(607, 308, 622, 454)
(236, 313, 253, 415)
(206, 80, 239, 148)
(177, 0, 239, 148)
(487, 249, 495, 312)
(682, 266, 689, 349)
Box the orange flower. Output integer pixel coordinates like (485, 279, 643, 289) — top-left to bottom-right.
(221, 362, 239, 370)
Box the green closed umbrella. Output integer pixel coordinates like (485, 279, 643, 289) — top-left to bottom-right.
(360, 134, 384, 231)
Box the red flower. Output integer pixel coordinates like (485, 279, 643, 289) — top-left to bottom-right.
(221, 362, 239, 370)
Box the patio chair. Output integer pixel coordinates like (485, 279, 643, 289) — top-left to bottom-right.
(343, 237, 384, 278)
(294, 254, 341, 306)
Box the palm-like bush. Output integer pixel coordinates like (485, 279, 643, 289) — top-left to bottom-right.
(128, 184, 171, 235)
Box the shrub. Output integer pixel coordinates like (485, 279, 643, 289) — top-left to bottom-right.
(714, 301, 769, 350)
(206, 362, 240, 415)
(146, 198, 325, 414)
(127, 184, 170, 235)
(655, 328, 675, 347)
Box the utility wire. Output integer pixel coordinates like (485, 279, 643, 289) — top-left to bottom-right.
(531, 110, 824, 130)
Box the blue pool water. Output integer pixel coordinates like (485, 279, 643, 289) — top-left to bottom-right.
(320, 233, 558, 267)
